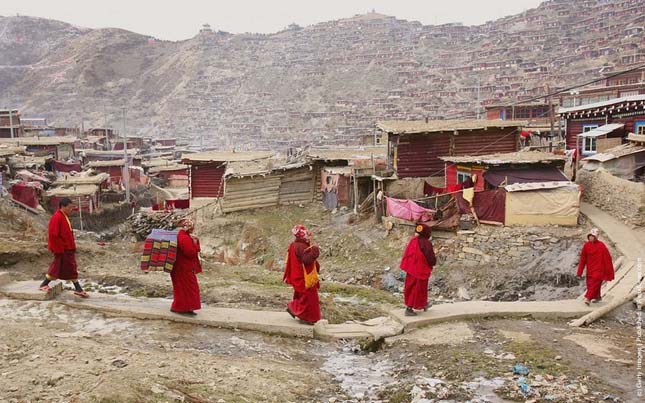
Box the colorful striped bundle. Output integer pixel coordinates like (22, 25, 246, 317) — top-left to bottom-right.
(140, 229, 179, 273)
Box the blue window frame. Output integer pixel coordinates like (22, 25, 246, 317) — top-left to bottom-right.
(635, 121, 645, 135)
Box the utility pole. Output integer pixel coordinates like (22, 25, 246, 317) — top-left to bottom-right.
(547, 85, 555, 148)
(122, 107, 131, 203)
(476, 79, 481, 119)
(104, 104, 110, 150)
(8, 109, 14, 139)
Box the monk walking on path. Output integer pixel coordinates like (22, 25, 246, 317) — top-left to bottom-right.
(39, 197, 88, 298)
(284, 224, 321, 325)
(577, 228, 614, 305)
(170, 217, 202, 316)
(400, 224, 436, 316)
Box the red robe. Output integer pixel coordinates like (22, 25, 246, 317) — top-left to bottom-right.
(577, 240, 614, 300)
(170, 230, 202, 312)
(47, 209, 78, 280)
(400, 237, 436, 310)
(283, 239, 321, 323)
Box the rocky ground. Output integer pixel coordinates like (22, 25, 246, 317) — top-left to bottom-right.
(0, 200, 641, 402)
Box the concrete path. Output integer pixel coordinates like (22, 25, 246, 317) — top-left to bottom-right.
(580, 203, 643, 261)
(580, 203, 644, 300)
(388, 299, 595, 330)
(1, 202, 641, 341)
(0, 280, 314, 338)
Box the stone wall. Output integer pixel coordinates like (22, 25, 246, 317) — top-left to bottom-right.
(578, 168, 645, 227)
(433, 225, 578, 268)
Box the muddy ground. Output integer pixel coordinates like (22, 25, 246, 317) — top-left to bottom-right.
(0, 299, 640, 402)
(0, 201, 641, 402)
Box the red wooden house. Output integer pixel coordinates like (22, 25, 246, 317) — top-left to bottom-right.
(440, 151, 568, 190)
(377, 119, 527, 178)
(182, 151, 273, 198)
(558, 94, 645, 156)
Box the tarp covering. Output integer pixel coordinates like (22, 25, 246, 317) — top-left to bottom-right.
(16, 169, 50, 184)
(505, 185, 580, 226)
(385, 196, 435, 222)
(53, 160, 81, 173)
(455, 189, 506, 224)
(485, 167, 568, 187)
(11, 182, 40, 208)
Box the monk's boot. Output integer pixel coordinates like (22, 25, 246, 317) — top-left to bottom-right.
(591, 298, 602, 303)
(405, 307, 417, 316)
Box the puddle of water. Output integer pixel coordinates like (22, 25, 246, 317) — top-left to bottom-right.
(322, 345, 395, 402)
(462, 377, 509, 403)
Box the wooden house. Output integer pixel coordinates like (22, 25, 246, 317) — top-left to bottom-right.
(558, 94, 645, 156)
(0, 136, 76, 160)
(182, 151, 273, 199)
(377, 119, 527, 179)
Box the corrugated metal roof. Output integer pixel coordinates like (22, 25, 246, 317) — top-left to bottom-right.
(377, 119, 527, 134)
(583, 142, 645, 162)
(576, 123, 624, 138)
(441, 151, 567, 164)
(182, 151, 273, 163)
(558, 94, 645, 114)
(504, 181, 577, 192)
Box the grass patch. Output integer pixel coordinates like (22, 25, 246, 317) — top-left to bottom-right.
(506, 340, 567, 376)
(321, 281, 400, 305)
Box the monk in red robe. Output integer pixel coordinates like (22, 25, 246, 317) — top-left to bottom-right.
(400, 224, 436, 316)
(170, 217, 202, 316)
(284, 224, 321, 325)
(39, 197, 88, 297)
(577, 228, 614, 305)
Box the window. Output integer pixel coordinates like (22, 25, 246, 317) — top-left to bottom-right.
(636, 121, 645, 135)
(457, 171, 472, 184)
(583, 137, 597, 154)
(620, 90, 639, 97)
(515, 107, 531, 119)
(582, 124, 599, 133)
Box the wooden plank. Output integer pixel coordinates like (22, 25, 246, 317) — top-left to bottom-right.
(570, 286, 644, 327)
(8, 198, 42, 215)
(225, 186, 281, 199)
